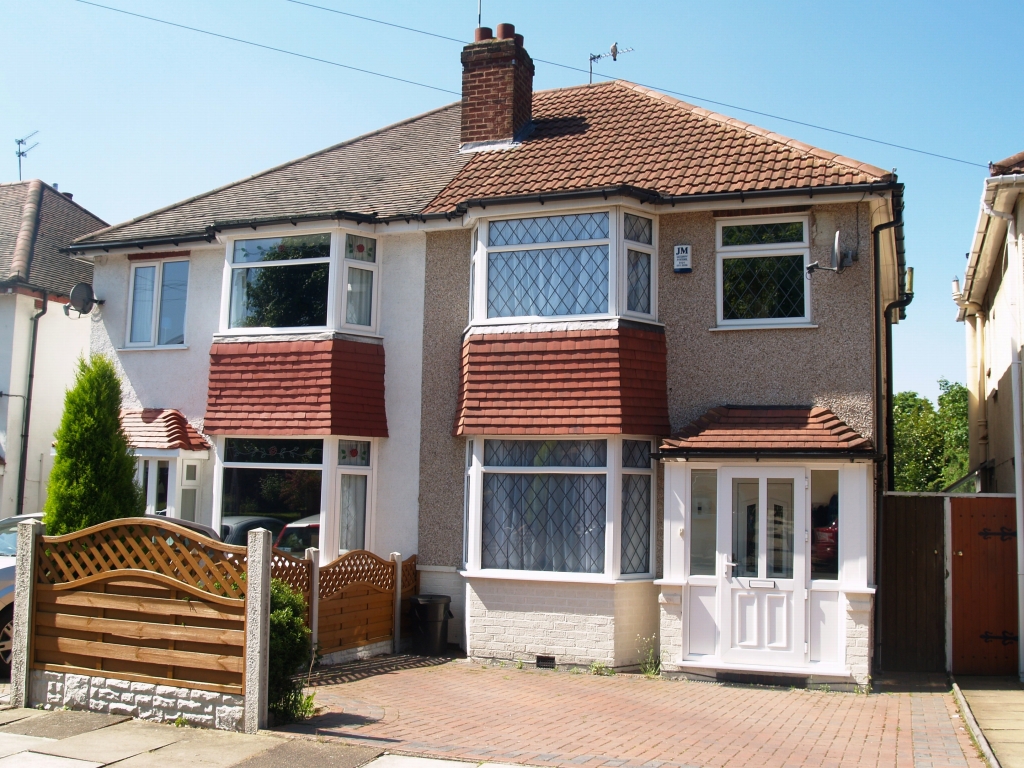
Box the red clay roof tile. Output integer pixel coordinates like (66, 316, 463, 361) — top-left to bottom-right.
(120, 409, 210, 452)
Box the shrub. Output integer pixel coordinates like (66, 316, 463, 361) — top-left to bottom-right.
(44, 356, 143, 535)
(268, 578, 314, 722)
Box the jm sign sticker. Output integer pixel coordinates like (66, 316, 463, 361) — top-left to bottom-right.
(673, 244, 692, 273)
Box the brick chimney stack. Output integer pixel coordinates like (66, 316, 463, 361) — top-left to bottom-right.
(460, 23, 534, 148)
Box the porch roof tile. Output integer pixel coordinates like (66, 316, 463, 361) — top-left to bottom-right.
(121, 408, 210, 452)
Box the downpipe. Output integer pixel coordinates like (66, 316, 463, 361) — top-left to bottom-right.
(17, 291, 47, 516)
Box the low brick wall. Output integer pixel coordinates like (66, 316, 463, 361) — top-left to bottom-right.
(467, 578, 659, 668)
(30, 670, 245, 731)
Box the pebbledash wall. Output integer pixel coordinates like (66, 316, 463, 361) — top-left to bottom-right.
(29, 671, 244, 730)
(417, 203, 880, 676)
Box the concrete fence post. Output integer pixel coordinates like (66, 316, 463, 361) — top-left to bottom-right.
(391, 552, 402, 655)
(11, 519, 42, 708)
(245, 528, 271, 734)
(304, 547, 319, 652)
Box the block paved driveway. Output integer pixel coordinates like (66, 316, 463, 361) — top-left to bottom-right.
(281, 657, 984, 768)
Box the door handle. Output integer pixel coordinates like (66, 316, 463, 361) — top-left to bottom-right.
(724, 560, 737, 577)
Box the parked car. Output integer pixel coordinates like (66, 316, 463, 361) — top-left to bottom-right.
(220, 516, 285, 547)
(274, 515, 320, 554)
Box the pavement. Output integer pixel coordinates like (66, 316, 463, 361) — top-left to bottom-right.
(957, 676, 1024, 767)
(282, 656, 985, 768)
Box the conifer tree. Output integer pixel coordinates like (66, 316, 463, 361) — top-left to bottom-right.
(43, 356, 141, 534)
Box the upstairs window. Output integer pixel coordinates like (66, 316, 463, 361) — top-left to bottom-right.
(226, 231, 378, 332)
(486, 213, 610, 318)
(622, 212, 654, 317)
(127, 259, 189, 347)
(716, 216, 810, 327)
(229, 234, 331, 329)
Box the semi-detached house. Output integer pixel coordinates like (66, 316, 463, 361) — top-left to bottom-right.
(68, 23, 909, 689)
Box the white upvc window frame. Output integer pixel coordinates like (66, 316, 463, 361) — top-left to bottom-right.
(125, 257, 190, 348)
(618, 208, 658, 321)
(334, 437, 377, 555)
(469, 205, 659, 326)
(135, 449, 208, 519)
(715, 214, 812, 329)
(463, 435, 656, 582)
(219, 228, 381, 336)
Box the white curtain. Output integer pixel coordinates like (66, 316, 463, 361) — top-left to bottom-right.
(346, 267, 373, 326)
(339, 473, 367, 552)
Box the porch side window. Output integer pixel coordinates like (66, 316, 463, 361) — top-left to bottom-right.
(481, 439, 607, 573)
(229, 234, 330, 329)
(620, 440, 653, 575)
(717, 218, 810, 326)
(221, 438, 323, 529)
(128, 259, 189, 346)
(486, 213, 610, 318)
(811, 470, 839, 579)
(689, 469, 717, 576)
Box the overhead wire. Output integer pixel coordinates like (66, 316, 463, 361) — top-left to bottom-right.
(285, 0, 987, 169)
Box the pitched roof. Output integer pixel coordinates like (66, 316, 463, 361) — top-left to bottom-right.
(74, 104, 469, 247)
(121, 409, 210, 451)
(659, 406, 873, 454)
(0, 181, 104, 295)
(425, 81, 891, 212)
(991, 150, 1024, 176)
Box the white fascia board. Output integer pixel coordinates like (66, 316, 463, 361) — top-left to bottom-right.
(131, 447, 210, 459)
(963, 176, 1024, 306)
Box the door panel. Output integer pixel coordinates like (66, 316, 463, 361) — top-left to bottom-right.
(951, 496, 1018, 675)
(766, 593, 788, 648)
(735, 592, 758, 646)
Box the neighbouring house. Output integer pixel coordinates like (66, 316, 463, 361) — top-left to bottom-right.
(67, 23, 908, 689)
(0, 180, 105, 517)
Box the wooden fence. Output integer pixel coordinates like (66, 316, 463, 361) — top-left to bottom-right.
(31, 518, 249, 695)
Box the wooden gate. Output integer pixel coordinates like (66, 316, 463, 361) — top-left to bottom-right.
(877, 495, 945, 672)
(951, 496, 1019, 675)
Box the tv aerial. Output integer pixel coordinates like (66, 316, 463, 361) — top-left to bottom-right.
(15, 131, 39, 181)
(590, 42, 633, 84)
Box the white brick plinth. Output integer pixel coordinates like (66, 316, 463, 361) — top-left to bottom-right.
(29, 670, 244, 731)
(466, 578, 659, 669)
(845, 594, 873, 688)
(658, 588, 684, 672)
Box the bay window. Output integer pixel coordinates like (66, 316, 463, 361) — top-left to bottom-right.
(127, 258, 189, 347)
(221, 437, 323, 525)
(470, 208, 657, 323)
(716, 216, 811, 327)
(337, 439, 372, 553)
(225, 231, 377, 332)
(467, 437, 655, 578)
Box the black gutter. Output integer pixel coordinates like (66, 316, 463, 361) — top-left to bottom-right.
(65, 181, 900, 255)
(17, 290, 47, 516)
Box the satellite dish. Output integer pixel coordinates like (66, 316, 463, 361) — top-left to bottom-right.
(831, 230, 844, 272)
(68, 283, 98, 315)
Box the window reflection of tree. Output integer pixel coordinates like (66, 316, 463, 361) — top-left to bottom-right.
(238, 239, 329, 328)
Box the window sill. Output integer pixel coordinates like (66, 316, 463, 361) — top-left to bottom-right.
(212, 329, 383, 340)
(118, 345, 189, 351)
(709, 323, 817, 332)
(460, 569, 653, 584)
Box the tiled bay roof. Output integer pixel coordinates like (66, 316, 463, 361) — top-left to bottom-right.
(121, 409, 210, 451)
(991, 150, 1024, 176)
(74, 104, 469, 246)
(425, 81, 891, 212)
(659, 406, 872, 454)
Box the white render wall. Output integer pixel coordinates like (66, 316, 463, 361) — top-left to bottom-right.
(0, 293, 91, 518)
(419, 567, 466, 646)
(466, 578, 659, 668)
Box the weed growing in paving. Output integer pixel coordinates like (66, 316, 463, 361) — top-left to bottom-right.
(589, 661, 614, 676)
(637, 633, 660, 677)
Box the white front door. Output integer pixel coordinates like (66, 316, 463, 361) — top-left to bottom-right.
(717, 467, 806, 667)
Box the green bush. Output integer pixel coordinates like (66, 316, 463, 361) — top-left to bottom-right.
(43, 356, 143, 535)
(268, 578, 314, 722)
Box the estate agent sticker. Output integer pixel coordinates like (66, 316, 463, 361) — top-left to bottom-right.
(674, 244, 692, 273)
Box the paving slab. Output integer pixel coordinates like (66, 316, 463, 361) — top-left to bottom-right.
(230, 738, 380, 768)
(0, 731, 54, 758)
(958, 676, 1024, 768)
(0, 753, 101, 768)
(1, 711, 130, 740)
(110, 727, 283, 768)
(0, 707, 47, 726)
(29, 719, 182, 763)
(364, 757, 466, 768)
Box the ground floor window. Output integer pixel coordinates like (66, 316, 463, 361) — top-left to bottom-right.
(136, 457, 204, 520)
(468, 437, 654, 577)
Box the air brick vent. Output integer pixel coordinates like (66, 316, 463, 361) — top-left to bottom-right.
(535, 655, 556, 669)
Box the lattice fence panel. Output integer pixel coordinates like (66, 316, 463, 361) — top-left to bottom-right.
(401, 555, 418, 599)
(270, 549, 313, 625)
(36, 518, 248, 600)
(319, 550, 395, 599)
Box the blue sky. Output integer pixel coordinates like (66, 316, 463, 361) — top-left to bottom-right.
(3, 0, 1022, 402)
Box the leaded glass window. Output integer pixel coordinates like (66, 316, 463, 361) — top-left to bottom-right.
(621, 474, 651, 574)
(722, 255, 805, 320)
(485, 440, 607, 467)
(721, 221, 803, 247)
(626, 249, 651, 314)
(622, 440, 651, 468)
(488, 213, 608, 247)
(488, 245, 609, 317)
(623, 213, 653, 245)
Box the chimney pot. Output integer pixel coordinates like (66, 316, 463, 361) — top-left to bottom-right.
(514, 33, 524, 47)
(496, 23, 515, 40)
(62, 192, 73, 200)
(474, 26, 493, 42)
